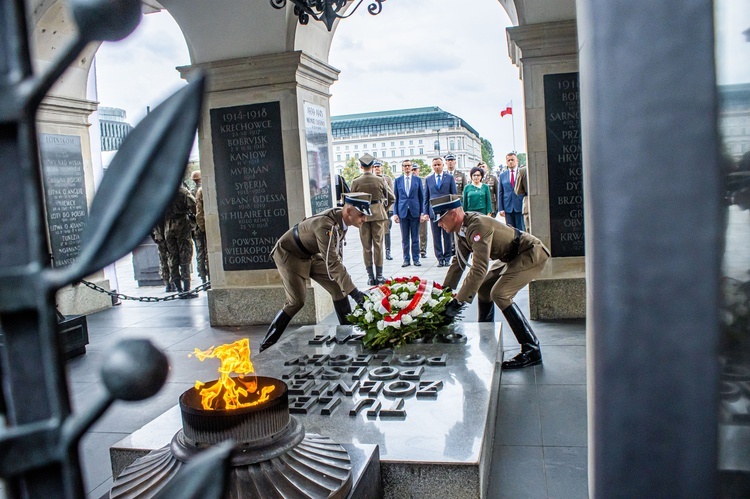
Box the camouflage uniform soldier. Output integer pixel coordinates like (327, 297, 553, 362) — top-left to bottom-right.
(151, 219, 173, 292)
(480, 161, 498, 217)
(373, 160, 394, 261)
(164, 184, 197, 298)
(432, 194, 550, 370)
(350, 154, 395, 285)
(259, 194, 371, 351)
(190, 170, 208, 283)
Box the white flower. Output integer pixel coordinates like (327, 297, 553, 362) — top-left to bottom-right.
(377, 320, 386, 331)
(364, 311, 374, 322)
(400, 300, 411, 309)
(364, 301, 374, 311)
(411, 307, 423, 317)
(400, 292, 409, 300)
(401, 314, 414, 325)
(407, 283, 418, 292)
(432, 288, 442, 296)
(391, 319, 401, 328)
(389, 295, 399, 302)
(428, 299, 439, 307)
(353, 308, 364, 317)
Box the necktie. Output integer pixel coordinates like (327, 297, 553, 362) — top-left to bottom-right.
(406, 176, 410, 193)
(437, 174, 442, 189)
(510, 170, 515, 188)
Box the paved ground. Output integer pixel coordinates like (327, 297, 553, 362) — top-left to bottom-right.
(59, 218, 587, 498)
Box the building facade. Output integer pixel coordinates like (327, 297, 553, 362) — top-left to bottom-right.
(331, 107, 483, 175)
(99, 107, 133, 152)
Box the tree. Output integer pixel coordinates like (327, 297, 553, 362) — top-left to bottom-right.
(517, 152, 527, 167)
(481, 138, 495, 169)
(340, 157, 360, 185)
(411, 158, 431, 177)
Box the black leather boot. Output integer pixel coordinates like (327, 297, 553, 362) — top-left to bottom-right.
(375, 266, 386, 285)
(477, 299, 495, 322)
(385, 233, 393, 260)
(172, 279, 183, 293)
(165, 280, 173, 293)
(180, 279, 198, 299)
(501, 303, 542, 369)
(259, 310, 293, 352)
(366, 266, 376, 286)
(333, 298, 353, 324)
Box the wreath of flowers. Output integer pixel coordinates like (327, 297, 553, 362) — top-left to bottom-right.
(348, 276, 459, 349)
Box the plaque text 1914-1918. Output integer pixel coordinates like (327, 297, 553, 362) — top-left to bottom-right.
(211, 102, 288, 271)
(39, 133, 88, 268)
(544, 72, 584, 257)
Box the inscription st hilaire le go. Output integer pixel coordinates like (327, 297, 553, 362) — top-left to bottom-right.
(211, 102, 288, 271)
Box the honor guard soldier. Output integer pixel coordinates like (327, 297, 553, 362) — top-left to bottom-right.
(351, 153, 395, 285)
(373, 160, 394, 261)
(445, 153, 467, 195)
(431, 194, 550, 369)
(259, 194, 371, 352)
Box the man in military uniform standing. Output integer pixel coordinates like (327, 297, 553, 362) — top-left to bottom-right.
(351, 154, 395, 285)
(259, 194, 371, 351)
(432, 195, 550, 369)
(415, 163, 429, 259)
(164, 183, 197, 298)
(445, 153, 467, 195)
(190, 170, 209, 283)
(373, 160, 394, 261)
(479, 161, 498, 218)
(151, 219, 172, 292)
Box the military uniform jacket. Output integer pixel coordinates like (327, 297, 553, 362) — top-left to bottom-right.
(379, 174, 395, 214)
(195, 187, 205, 232)
(164, 185, 196, 220)
(450, 170, 468, 195)
(272, 208, 355, 294)
(350, 172, 395, 222)
(444, 212, 549, 303)
(483, 173, 498, 213)
(514, 166, 529, 215)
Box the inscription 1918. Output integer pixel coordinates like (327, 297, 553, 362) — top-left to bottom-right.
(544, 72, 584, 257)
(211, 102, 288, 271)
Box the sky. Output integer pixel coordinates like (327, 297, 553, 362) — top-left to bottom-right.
(95, 0, 525, 165)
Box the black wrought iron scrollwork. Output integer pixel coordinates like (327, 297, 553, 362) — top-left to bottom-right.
(0, 0, 229, 497)
(270, 0, 386, 31)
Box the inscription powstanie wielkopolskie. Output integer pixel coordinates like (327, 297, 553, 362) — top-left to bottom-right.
(282, 334, 448, 419)
(211, 102, 288, 271)
(544, 72, 584, 257)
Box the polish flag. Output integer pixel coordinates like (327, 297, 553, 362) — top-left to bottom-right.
(500, 101, 513, 117)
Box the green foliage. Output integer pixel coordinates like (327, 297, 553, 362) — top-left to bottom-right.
(411, 158, 431, 177)
(346, 277, 459, 350)
(517, 152, 527, 167)
(340, 157, 361, 185)
(481, 138, 495, 168)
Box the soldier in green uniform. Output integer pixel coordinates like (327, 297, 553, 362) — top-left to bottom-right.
(432, 194, 550, 369)
(479, 161, 498, 217)
(190, 170, 209, 283)
(164, 184, 197, 298)
(259, 194, 371, 352)
(373, 160, 394, 261)
(445, 153, 467, 195)
(151, 219, 172, 292)
(351, 154, 395, 285)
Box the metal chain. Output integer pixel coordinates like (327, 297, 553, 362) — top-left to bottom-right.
(79, 279, 211, 302)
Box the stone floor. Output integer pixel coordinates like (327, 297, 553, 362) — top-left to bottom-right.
(60, 221, 587, 498)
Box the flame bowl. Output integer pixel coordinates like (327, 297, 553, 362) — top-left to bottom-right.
(178, 376, 289, 447)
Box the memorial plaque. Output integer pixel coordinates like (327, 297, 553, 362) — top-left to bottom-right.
(39, 133, 88, 267)
(211, 102, 288, 271)
(544, 72, 584, 257)
(303, 102, 333, 215)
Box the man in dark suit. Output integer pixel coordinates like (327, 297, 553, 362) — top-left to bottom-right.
(393, 159, 425, 267)
(498, 152, 525, 230)
(423, 156, 457, 266)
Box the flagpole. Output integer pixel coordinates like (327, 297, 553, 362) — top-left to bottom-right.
(511, 100, 516, 153)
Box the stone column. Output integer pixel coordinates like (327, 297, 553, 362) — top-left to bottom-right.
(180, 51, 339, 326)
(507, 20, 584, 319)
(37, 95, 112, 315)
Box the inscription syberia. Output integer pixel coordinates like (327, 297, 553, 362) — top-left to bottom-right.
(39, 134, 88, 267)
(544, 72, 584, 257)
(211, 102, 288, 271)
(283, 333, 446, 418)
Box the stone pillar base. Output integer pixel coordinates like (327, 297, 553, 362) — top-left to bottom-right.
(56, 278, 112, 316)
(208, 283, 333, 326)
(529, 276, 586, 320)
